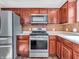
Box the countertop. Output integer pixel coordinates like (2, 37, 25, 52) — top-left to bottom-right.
(16, 31, 79, 44)
(48, 31, 79, 44)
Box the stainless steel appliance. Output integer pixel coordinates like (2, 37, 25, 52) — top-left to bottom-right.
(29, 28, 48, 57)
(31, 14, 48, 24)
(0, 11, 22, 59)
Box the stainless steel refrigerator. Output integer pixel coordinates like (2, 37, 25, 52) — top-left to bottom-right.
(0, 11, 22, 59)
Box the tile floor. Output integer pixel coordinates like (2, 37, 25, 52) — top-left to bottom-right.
(16, 56, 58, 59)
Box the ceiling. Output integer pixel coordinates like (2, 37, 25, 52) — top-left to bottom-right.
(0, 0, 67, 8)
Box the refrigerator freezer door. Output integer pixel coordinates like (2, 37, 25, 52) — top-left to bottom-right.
(0, 45, 12, 59)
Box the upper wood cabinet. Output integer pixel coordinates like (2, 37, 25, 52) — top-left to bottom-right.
(48, 9, 59, 24)
(30, 8, 48, 14)
(60, 2, 68, 24)
(40, 8, 48, 14)
(68, 1, 77, 23)
(49, 36, 57, 56)
(30, 8, 40, 14)
(22, 9, 30, 24)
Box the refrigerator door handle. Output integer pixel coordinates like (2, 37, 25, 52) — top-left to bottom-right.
(0, 45, 12, 47)
(0, 17, 2, 34)
(0, 38, 8, 40)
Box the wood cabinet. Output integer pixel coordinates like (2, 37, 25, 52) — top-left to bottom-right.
(73, 51, 79, 59)
(57, 41, 61, 58)
(2, 8, 62, 24)
(57, 36, 73, 59)
(68, 1, 77, 23)
(73, 43, 79, 59)
(30, 8, 40, 14)
(61, 39, 73, 59)
(16, 35, 29, 57)
(40, 8, 48, 14)
(49, 36, 57, 56)
(21, 9, 30, 24)
(48, 9, 59, 24)
(59, 2, 68, 24)
(62, 44, 72, 59)
(30, 8, 48, 14)
(56, 36, 63, 59)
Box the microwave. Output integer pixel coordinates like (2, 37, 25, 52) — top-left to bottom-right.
(31, 14, 48, 24)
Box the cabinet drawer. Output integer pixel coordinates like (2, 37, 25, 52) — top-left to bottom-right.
(17, 40, 28, 43)
(17, 35, 29, 40)
(49, 36, 56, 40)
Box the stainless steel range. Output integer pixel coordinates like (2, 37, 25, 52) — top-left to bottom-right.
(29, 29, 48, 57)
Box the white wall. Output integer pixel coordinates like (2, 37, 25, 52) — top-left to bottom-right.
(0, 0, 67, 8)
(77, 0, 79, 22)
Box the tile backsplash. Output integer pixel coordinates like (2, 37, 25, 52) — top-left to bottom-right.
(64, 22, 79, 32)
(22, 24, 64, 31)
(22, 22, 79, 32)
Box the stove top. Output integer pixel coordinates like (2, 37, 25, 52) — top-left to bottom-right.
(30, 30, 48, 36)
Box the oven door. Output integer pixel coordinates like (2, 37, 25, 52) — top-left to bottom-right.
(30, 39, 48, 52)
(29, 39, 48, 57)
(31, 40, 47, 50)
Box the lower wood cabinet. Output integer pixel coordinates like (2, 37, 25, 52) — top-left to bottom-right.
(16, 35, 29, 57)
(73, 43, 79, 59)
(57, 36, 73, 59)
(49, 36, 57, 56)
(62, 45, 72, 59)
(57, 41, 61, 58)
(73, 51, 79, 59)
(17, 41, 29, 56)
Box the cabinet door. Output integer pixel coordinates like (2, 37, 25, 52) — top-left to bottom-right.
(60, 8, 68, 23)
(20, 9, 30, 25)
(73, 51, 79, 59)
(57, 41, 61, 58)
(62, 45, 72, 59)
(16, 35, 29, 56)
(48, 9, 59, 24)
(60, 2, 68, 24)
(17, 40, 29, 57)
(17, 43, 29, 56)
(40, 8, 48, 14)
(49, 36, 56, 56)
(30, 8, 40, 14)
(49, 40, 56, 56)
